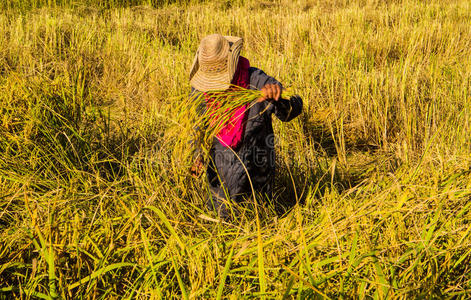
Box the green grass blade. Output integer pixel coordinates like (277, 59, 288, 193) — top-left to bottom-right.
(171, 257, 189, 300)
(67, 263, 135, 291)
(216, 247, 234, 300)
(144, 206, 186, 251)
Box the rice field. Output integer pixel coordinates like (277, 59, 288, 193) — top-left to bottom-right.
(1, 0, 471, 298)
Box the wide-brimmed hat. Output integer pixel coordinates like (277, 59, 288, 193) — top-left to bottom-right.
(189, 34, 243, 92)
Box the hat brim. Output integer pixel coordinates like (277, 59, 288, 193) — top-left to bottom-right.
(189, 36, 243, 92)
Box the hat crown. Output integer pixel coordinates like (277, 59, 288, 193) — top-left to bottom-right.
(198, 34, 230, 67)
(189, 34, 243, 92)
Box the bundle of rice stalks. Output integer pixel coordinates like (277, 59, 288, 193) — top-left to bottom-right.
(169, 85, 293, 176)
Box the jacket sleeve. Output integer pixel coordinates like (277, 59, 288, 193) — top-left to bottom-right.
(272, 94, 303, 122)
(249, 67, 303, 122)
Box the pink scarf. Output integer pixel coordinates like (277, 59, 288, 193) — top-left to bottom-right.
(205, 57, 250, 149)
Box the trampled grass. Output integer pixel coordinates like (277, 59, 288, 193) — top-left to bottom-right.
(1, 0, 471, 298)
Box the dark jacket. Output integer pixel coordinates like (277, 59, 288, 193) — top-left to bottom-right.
(192, 67, 303, 202)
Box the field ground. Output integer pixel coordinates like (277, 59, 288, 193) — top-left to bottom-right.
(1, 0, 471, 298)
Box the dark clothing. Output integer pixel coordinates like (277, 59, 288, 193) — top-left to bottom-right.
(192, 67, 303, 203)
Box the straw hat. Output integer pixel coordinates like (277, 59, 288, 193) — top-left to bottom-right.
(189, 34, 243, 92)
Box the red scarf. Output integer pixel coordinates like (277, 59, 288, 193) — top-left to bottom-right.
(205, 57, 250, 149)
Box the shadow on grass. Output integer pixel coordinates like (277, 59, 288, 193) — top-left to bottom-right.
(272, 117, 394, 217)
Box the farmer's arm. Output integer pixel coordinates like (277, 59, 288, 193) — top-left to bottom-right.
(272, 94, 303, 122)
(249, 67, 303, 122)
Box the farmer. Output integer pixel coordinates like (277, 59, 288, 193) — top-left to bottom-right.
(189, 34, 302, 217)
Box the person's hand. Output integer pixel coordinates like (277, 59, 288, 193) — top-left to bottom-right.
(190, 156, 204, 178)
(258, 84, 282, 102)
